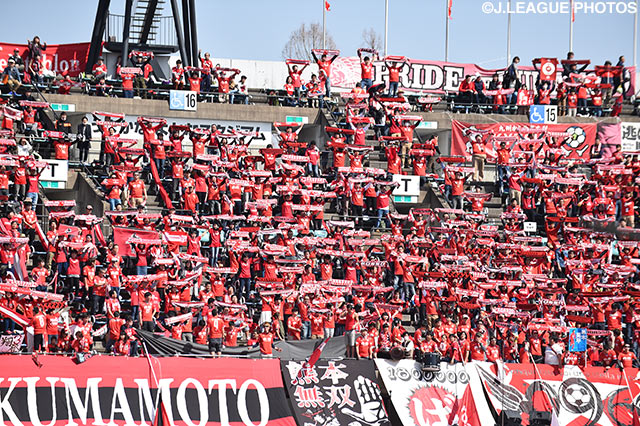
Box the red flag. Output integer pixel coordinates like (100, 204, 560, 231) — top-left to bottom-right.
(456, 385, 482, 426)
(633, 408, 640, 426)
(147, 152, 173, 209)
(0, 304, 29, 327)
(571, 0, 575, 22)
(297, 337, 330, 379)
(448, 0, 453, 19)
(31, 353, 43, 368)
(325, 1, 331, 11)
(93, 223, 107, 246)
(153, 401, 170, 426)
(113, 227, 161, 256)
(539, 58, 558, 81)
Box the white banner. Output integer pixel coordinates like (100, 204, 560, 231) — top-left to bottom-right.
(376, 359, 640, 426)
(0, 334, 23, 353)
(88, 115, 272, 151)
(621, 122, 640, 152)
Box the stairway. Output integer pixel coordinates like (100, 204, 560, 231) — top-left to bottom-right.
(130, 0, 166, 45)
(144, 173, 169, 214)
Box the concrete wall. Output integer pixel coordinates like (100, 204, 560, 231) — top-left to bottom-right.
(44, 94, 320, 124)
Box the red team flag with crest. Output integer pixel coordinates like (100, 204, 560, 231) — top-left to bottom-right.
(454, 385, 482, 426)
(538, 58, 558, 81)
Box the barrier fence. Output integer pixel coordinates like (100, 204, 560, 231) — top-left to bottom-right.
(1, 354, 638, 426)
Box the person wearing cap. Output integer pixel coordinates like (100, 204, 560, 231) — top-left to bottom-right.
(2, 58, 21, 94)
(9, 48, 24, 73)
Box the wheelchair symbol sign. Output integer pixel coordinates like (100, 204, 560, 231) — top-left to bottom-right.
(170, 91, 185, 109)
(169, 90, 197, 111)
(529, 105, 545, 124)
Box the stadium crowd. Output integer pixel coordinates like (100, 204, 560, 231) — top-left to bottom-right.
(1, 36, 632, 118)
(0, 40, 638, 370)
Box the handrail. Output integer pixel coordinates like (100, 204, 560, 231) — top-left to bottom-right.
(27, 77, 60, 122)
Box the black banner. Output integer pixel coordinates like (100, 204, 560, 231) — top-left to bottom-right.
(137, 329, 347, 359)
(281, 359, 391, 426)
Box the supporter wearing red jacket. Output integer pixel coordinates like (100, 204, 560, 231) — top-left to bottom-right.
(31, 307, 46, 352)
(258, 322, 282, 357)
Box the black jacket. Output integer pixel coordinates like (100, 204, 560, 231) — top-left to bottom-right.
(77, 123, 92, 146)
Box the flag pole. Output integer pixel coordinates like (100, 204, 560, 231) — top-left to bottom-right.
(445, 0, 450, 61)
(622, 367, 640, 425)
(569, 0, 574, 52)
(634, 0, 638, 67)
(323, 0, 326, 50)
(142, 342, 162, 424)
(384, 0, 389, 57)
(507, 0, 512, 65)
(530, 351, 560, 419)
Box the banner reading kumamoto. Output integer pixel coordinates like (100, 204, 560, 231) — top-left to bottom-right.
(451, 120, 598, 160)
(0, 355, 296, 426)
(281, 359, 391, 426)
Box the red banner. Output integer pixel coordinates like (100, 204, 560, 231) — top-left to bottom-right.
(113, 227, 161, 256)
(451, 120, 598, 160)
(0, 355, 296, 426)
(0, 42, 94, 77)
(539, 58, 559, 81)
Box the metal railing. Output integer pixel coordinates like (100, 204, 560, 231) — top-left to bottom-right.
(105, 13, 177, 46)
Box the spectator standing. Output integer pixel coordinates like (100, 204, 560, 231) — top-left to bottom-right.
(359, 50, 377, 91)
(76, 116, 92, 164)
(385, 58, 405, 98)
(26, 36, 46, 70)
(198, 50, 214, 92)
(472, 134, 488, 181)
(287, 62, 308, 102)
(614, 55, 625, 96)
(503, 56, 520, 105)
(312, 50, 339, 98)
